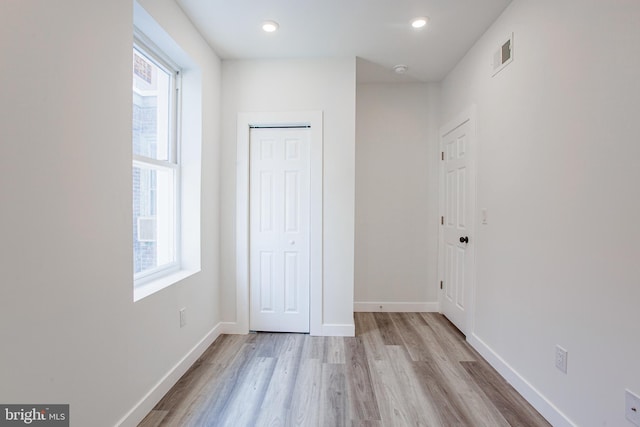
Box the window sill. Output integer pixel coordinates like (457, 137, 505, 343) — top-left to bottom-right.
(133, 269, 199, 302)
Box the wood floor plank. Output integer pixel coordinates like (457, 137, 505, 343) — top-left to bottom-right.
(384, 345, 442, 426)
(137, 410, 168, 427)
(214, 356, 277, 427)
(320, 363, 349, 427)
(354, 312, 376, 335)
(461, 361, 552, 427)
(287, 358, 322, 427)
(324, 336, 346, 364)
(151, 335, 249, 426)
(367, 354, 422, 426)
(153, 344, 220, 412)
(344, 337, 381, 422)
(431, 352, 511, 426)
(356, 312, 385, 362)
(254, 332, 283, 357)
(388, 312, 437, 362)
(198, 333, 247, 366)
(307, 336, 326, 360)
(412, 360, 476, 426)
(403, 312, 453, 362)
(420, 312, 477, 361)
(454, 363, 522, 427)
(140, 313, 551, 427)
(255, 334, 305, 426)
(189, 341, 265, 426)
(372, 312, 404, 345)
(351, 421, 384, 427)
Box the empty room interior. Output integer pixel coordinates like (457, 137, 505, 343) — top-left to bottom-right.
(1, 0, 639, 426)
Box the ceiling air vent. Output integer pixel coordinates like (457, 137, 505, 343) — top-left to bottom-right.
(492, 33, 514, 76)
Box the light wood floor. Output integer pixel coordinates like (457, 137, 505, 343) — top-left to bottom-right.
(139, 312, 550, 427)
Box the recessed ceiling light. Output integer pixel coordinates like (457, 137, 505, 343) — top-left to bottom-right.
(393, 64, 409, 74)
(262, 21, 279, 33)
(411, 17, 429, 29)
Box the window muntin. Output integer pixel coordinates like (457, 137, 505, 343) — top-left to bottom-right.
(132, 44, 180, 284)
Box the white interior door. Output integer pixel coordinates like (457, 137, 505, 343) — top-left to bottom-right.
(440, 117, 475, 334)
(249, 127, 310, 332)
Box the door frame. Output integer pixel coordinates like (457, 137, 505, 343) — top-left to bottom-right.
(236, 111, 323, 336)
(437, 105, 478, 336)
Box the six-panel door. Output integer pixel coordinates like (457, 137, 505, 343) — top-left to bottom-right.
(249, 128, 311, 333)
(441, 119, 474, 334)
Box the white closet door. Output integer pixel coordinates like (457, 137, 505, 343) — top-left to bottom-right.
(249, 127, 310, 333)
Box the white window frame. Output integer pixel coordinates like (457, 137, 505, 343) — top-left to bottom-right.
(132, 36, 183, 287)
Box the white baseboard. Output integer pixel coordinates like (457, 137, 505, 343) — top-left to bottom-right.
(116, 322, 225, 427)
(354, 301, 440, 312)
(219, 321, 242, 335)
(467, 333, 576, 427)
(319, 323, 355, 337)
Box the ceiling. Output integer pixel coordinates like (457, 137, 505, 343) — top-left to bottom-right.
(176, 0, 512, 83)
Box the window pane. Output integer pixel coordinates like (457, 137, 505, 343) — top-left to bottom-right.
(133, 164, 176, 275)
(133, 49, 171, 161)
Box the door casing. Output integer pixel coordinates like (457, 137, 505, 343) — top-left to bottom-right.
(236, 111, 323, 336)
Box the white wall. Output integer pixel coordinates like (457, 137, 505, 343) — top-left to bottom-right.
(440, 1, 640, 425)
(0, 1, 222, 426)
(355, 83, 440, 311)
(221, 59, 356, 333)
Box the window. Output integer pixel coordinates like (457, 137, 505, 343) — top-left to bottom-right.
(132, 4, 202, 302)
(132, 42, 181, 285)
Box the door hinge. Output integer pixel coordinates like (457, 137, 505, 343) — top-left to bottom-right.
(440, 281, 443, 290)
(441, 151, 444, 161)
(440, 216, 444, 225)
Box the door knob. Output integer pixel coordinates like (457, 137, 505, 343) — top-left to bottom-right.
(459, 236, 469, 244)
(289, 240, 295, 245)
